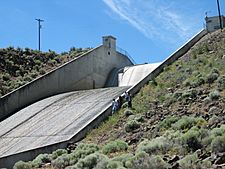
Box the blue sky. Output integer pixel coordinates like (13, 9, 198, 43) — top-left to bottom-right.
(0, 0, 224, 63)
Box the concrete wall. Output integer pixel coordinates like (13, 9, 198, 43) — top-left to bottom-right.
(0, 44, 133, 121)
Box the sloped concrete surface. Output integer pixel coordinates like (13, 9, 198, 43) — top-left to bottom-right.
(118, 63, 161, 86)
(0, 87, 129, 159)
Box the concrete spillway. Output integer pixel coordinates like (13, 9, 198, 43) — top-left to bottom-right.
(118, 63, 161, 87)
(0, 87, 129, 165)
(105, 63, 161, 87)
(0, 63, 161, 167)
(0, 63, 160, 167)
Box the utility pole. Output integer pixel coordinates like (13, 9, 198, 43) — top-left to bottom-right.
(35, 18, 44, 51)
(216, 0, 222, 30)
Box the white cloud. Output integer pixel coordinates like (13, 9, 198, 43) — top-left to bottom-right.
(102, 0, 199, 44)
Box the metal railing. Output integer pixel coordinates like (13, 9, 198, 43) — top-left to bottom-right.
(116, 46, 136, 64)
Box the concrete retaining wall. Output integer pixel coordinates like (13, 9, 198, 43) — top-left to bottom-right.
(0, 45, 133, 121)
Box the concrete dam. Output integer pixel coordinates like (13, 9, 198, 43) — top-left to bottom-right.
(0, 30, 207, 168)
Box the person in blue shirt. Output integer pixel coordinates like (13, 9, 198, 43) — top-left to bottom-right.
(112, 99, 118, 114)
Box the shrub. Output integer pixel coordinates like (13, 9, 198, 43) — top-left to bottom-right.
(93, 154, 110, 169)
(209, 90, 220, 100)
(211, 135, 225, 153)
(121, 102, 128, 108)
(48, 59, 57, 66)
(218, 75, 225, 90)
(196, 56, 208, 65)
(172, 116, 198, 130)
(157, 116, 179, 130)
(74, 153, 99, 169)
(32, 153, 50, 167)
(127, 115, 136, 121)
(124, 120, 140, 132)
(106, 161, 125, 169)
(2, 73, 10, 81)
(52, 154, 72, 169)
(51, 149, 68, 160)
(134, 115, 145, 123)
(67, 143, 99, 165)
(137, 137, 171, 155)
(102, 140, 128, 154)
(206, 72, 219, 84)
(164, 93, 177, 106)
(125, 151, 151, 169)
(13, 161, 32, 169)
(34, 65, 40, 71)
(196, 118, 207, 128)
(185, 74, 205, 88)
(173, 90, 183, 99)
(125, 152, 169, 169)
(2, 85, 10, 94)
(74, 153, 108, 169)
(163, 129, 183, 142)
(200, 160, 212, 168)
(39, 68, 46, 75)
(212, 68, 220, 75)
(75, 143, 99, 154)
(211, 125, 225, 137)
(124, 109, 133, 117)
(147, 155, 170, 169)
(34, 59, 42, 66)
(181, 89, 198, 99)
(193, 76, 205, 87)
(201, 44, 209, 54)
(178, 153, 201, 169)
(181, 128, 202, 151)
(208, 115, 220, 126)
(202, 126, 225, 150)
(30, 72, 38, 79)
(23, 75, 32, 82)
(183, 79, 191, 87)
(112, 153, 133, 167)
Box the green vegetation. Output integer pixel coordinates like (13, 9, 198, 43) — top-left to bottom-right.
(13, 30, 225, 168)
(102, 140, 128, 155)
(124, 120, 141, 132)
(0, 47, 91, 97)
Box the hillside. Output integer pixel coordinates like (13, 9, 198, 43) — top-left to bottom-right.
(0, 47, 91, 97)
(13, 29, 225, 169)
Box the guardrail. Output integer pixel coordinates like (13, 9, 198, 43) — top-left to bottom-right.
(116, 46, 136, 64)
